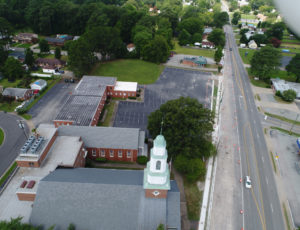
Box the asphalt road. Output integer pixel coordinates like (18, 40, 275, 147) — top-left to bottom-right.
(0, 112, 29, 176)
(225, 25, 285, 230)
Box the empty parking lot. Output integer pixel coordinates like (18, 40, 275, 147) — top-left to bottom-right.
(113, 67, 213, 131)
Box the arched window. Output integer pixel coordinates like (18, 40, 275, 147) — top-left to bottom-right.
(156, 161, 161, 170)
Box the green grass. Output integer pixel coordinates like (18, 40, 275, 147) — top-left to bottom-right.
(0, 78, 23, 88)
(266, 112, 300, 126)
(269, 151, 277, 173)
(0, 162, 17, 187)
(21, 114, 32, 120)
(0, 101, 21, 112)
(184, 178, 202, 220)
(12, 43, 32, 49)
(0, 128, 4, 146)
(91, 59, 165, 84)
(239, 48, 255, 64)
(283, 203, 292, 230)
(270, 126, 300, 137)
(173, 40, 215, 58)
(270, 70, 296, 82)
(241, 14, 257, 20)
(246, 68, 270, 88)
(281, 43, 300, 49)
(98, 101, 116, 127)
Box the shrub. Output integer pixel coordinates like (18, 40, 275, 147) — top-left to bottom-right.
(137, 156, 148, 165)
(128, 96, 136, 100)
(17, 108, 28, 115)
(95, 157, 107, 163)
(282, 89, 296, 102)
(275, 90, 282, 97)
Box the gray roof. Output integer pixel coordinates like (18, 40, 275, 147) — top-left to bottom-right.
(58, 125, 145, 149)
(8, 51, 25, 60)
(54, 95, 101, 126)
(271, 78, 300, 98)
(2, 88, 29, 98)
(45, 37, 64, 44)
(30, 168, 181, 230)
(74, 76, 116, 97)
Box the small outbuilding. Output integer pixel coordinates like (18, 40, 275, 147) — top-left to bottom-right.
(30, 79, 47, 91)
(248, 40, 258, 49)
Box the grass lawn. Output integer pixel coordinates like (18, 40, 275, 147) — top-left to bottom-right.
(184, 178, 202, 220)
(173, 41, 215, 58)
(246, 68, 270, 88)
(0, 128, 4, 146)
(90, 59, 165, 84)
(239, 48, 255, 64)
(0, 162, 17, 186)
(281, 43, 300, 49)
(98, 101, 116, 127)
(12, 43, 32, 49)
(0, 101, 21, 112)
(265, 112, 300, 126)
(0, 78, 23, 88)
(21, 114, 32, 120)
(241, 14, 257, 20)
(270, 69, 296, 82)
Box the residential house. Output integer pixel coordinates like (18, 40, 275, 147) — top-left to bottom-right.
(36, 58, 66, 73)
(29, 134, 181, 230)
(45, 35, 73, 46)
(245, 30, 255, 40)
(30, 79, 47, 91)
(238, 0, 249, 6)
(13, 33, 38, 44)
(8, 51, 25, 62)
(127, 43, 136, 52)
(2, 88, 33, 100)
(203, 27, 213, 35)
(248, 40, 257, 49)
(201, 40, 215, 49)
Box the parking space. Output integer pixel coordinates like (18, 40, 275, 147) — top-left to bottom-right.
(28, 82, 76, 126)
(114, 67, 213, 131)
(268, 130, 300, 226)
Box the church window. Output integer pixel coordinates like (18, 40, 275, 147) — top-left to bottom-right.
(156, 161, 161, 170)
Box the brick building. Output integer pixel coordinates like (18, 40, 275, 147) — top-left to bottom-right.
(53, 76, 137, 127)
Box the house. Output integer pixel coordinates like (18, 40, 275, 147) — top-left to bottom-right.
(180, 56, 207, 67)
(58, 125, 146, 162)
(45, 35, 73, 46)
(248, 40, 257, 49)
(8, 51, 25, 62)
(36, 58, 66, 70)
(271, 78, 300, 99)
(2, 88, 33, 100)
(13, 33, 38, 44)
(54, 76, 137, 127)
(29, 134, 181, 230)
(127, 43, 136, 52)
(201, 40, 215, 49)
(30, 79, 47, 91)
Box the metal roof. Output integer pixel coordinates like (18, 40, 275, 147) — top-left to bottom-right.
(54, 95, 101, 126)
(30, 168, 181, 230)
(2, 88, 29, 98)
(58, 125, 145, 149)
(271, 78, 300, 98)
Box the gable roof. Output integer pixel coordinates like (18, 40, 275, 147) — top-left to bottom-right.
(2, 88, 29, 98)
(36, 58, 66, 67)
(58, 125, 145, 150)
(30, 168, 181, 230)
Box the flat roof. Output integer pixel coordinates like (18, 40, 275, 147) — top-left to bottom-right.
(54, 95, 101, 126)
(114, 81, 137, 92)
(271, 78, 300, 98)
(75, 76, 116, 96)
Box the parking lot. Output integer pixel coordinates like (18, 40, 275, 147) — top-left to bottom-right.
(113, 67, 213, 132)
(268, 130, 300, 227)
(28, 82, 76, 126)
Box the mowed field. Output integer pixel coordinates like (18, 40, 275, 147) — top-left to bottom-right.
(90, 59, 165, 84)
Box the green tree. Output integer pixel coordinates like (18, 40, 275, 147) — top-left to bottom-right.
(24, 48, 35, 67)
(240, 33, 248, 45)
(0, 45, 8, 66)
(191, 33, 203, 43)
(179, 17, 204, 35)
(240, 5, 251, 14)
(68, 223, 76, 230)
(68, 39, 95, 77)
(266, 22, 285, 40)
(231, 12, 241, 25)
(0, 17, 13, 44)
(0, 217, 41, 230)
(178, 29, 191, 46)
(229, 1, 238, 12)
(286, 54, 300, 82)
(55, 47, 61, 59)
(250, 46, 281, 81)
(147, 97, 214, 159)
(2, 57, 24, 81)
(39, 39, 50, 53)
(208, 28, 225, 48)
(141, 35, 170, 63)
(214, 46, 223, 64)
(133, 30, 152, 57)
(250, 34, 267, 46)
(213, 11, 229, 28)
(282, 89, 296, 102)
(157, 224, 165, 230)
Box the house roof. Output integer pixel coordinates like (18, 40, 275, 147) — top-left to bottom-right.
(54, 95, 102, 126)
(45, 37, 65, 44)
(248, 40, 257, 46)
(30, 79, 47, 88)
(30, 168, 181, 230)
(15, 33, 38, 39)
(36, 58, 66, 67)
(8, 51, 25, 60)
(58, 125, 145, 150)
(2, 88, 29, 98)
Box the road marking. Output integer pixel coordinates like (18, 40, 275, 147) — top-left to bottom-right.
(271, 203, 274, 213)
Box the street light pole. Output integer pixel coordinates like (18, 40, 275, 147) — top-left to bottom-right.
(17, 120, 28, 139)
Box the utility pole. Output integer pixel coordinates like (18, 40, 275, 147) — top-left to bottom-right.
(289, 114, 299, 134)
(17, 120, 28, 139)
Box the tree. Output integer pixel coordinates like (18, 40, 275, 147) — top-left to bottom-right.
(157, 224, 165, 230)
(68, 223, 76, 230)
(229, 1, 238, 12)
(191, 33, 203, 43)
(250, 34, 267, 46)
(174, 155, 206, 182)
(178, 29, 191, 46)
(250, 46, 281, 81)
(179, 17, 204, 35)
(0, 45, 8, 66)
(207, 28, 225, 48)
(214, 46, 223, 63)
(55, 47, 61, 59)
(267, 22, 285, 40)
(270, 37, 281, 48)
(286, 54, 300, 82)
(133, 30, 152, 57)
(240, 5, 251, 14)
(240, 33, 248, 45)
(2, 57, 24, 81)
(147, 97, 214, 159)
(39, 39, 50, 53)
(141, 35, 170, 63)
(24, 48, 35, 67)
(213, 11, 229, 28)
(231, 12, 241, 25)
(0, 17, 13, 44)
(68, 39, 95, 77)
(282, 89, 296, 102)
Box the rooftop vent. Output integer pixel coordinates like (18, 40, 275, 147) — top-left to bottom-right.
(26, 180, 36, 189)
(20, 180, 28, 188)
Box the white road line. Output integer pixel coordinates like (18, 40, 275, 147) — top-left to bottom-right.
(270, 203, 274, 213)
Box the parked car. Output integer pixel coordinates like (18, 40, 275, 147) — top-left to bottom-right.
(245, 176, 252, 189)
(64, 79, 69, 83)
(69, 78, 75, 83)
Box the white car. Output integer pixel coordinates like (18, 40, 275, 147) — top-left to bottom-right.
(245, 176, 252, 189)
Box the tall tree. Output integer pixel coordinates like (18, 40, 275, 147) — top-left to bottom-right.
(240, 5, 251, 14)
(141, 35, 170, 63)
(214, 46, 223, 64)
(0, 17, 13, 44)
(179, 17, 204, 35)
(231, 12, 241, 25)
(2, 57, 24, 81)
(250, 34, 267, 46)
(267, 22, 285, 40)
(147, 97, 214, 159)
(250, 46, 281, 81)
(213, 11, 229, 28)
(208, 28, 225, 48)
(133, 30, 152, 57)
(178, 29, 191, 46)
(0, 45, 8, 66)
(39, 39, 49, 53)
(286, 54, 300, 82)
(55, 47, 61, 60)
(24, 48, 35, 67)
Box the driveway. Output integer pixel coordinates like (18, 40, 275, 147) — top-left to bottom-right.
(113, 67, 213, 132)
(28, 82, 76, 126)
(0, 112, 29, 176)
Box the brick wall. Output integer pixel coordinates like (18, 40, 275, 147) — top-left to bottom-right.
(86, 147, 138, 162)
(16, 160, 39, 167)
(53, 120, 74, 128)
(91, 90, 107, 126)
(16, 193, 36, 201)
(38, 130, 58, 166)
(73, 143, 86, 167)
(145, 189, 168, 198)
(110, 91, 136, 98)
